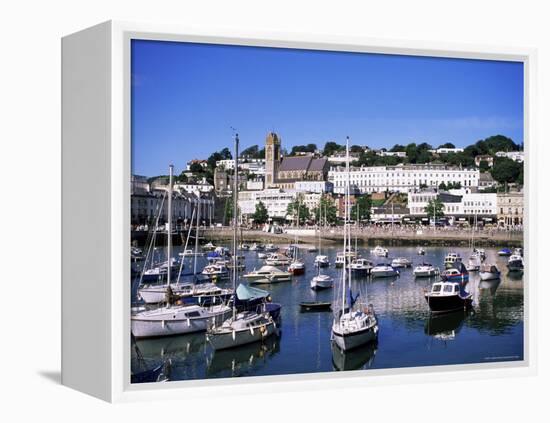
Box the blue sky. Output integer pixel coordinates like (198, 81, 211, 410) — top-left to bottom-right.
(131, 39, 523, 176)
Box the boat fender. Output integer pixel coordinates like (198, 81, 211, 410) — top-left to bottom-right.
(250, 326, 254, 335)
(161, 320, 165, 328)
(187, 318, 190, 327)
(232, 330, 236, 341)
(260, 325, 267, 336)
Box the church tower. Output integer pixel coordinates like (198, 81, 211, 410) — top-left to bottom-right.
(265, 132, 281, 187)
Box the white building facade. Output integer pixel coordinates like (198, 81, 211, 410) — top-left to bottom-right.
(329, 164, 479, 194)
(238, 188, 297, 219)
(294, 180, 333, 193)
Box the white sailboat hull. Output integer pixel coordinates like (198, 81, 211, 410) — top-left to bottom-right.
(207, 321, 277, 350)
(310, 275, 334, 290)
(132, 306, 231, 338)
(479, 271, 500, 281)
(371, 269, 398, 278)
(332, 325, 378, 351)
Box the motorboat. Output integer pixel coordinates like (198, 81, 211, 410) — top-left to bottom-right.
(441, 262, 469, 283)
(288, 259, 306, 275)
(444, 252, 462, 269)
(370, 263, 399, 278)
(201, 263, 230, 280)
(513, 247, 523, 256)
(497, 248, 512, 256)
(307, 246, 318, 253)
(466, 254, 481, 272)
(310, 272, 334, 290)
(370, 246, 389, 257)
(300, 301, 332, 311)
(391, 257, 412, 268)
(314, 254, 330, 267)
(417, 248, 426, 255)
(348, 258, 373, 275)
(507, 254, 524, 272)
(334, 250, 356, 268)
(131, 303, 232, 338)
(479, 264, 501, 281)
(334, 253, 346, 268)
(424, 281, 473, 314)
(473, 248, 486, 261)
(257, 252, 268, 259)
(249, 243, 265, 251)
(264, 243, 278, 252)
(265, 253, 291, 266)
(243, 265, 292, 284)
(178, 249, 204, 258)
(206, 310, 278, 350)
(413, 263, 439, 278)
(202, 242, 216, 251)
(240, 243, 250, 251)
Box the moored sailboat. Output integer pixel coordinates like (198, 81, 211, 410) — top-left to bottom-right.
(206, 133, 278, 351)
(331, 138, 378, 352)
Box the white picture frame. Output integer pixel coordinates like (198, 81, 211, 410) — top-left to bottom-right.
(61, 20, 537, 403)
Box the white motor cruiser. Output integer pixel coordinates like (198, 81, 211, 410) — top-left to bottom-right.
(391, 257, 412, 268)
(314, 254, 330, 267)
(265, 253, 291, 266)
(371, 245, 389, 257)
(444, 252, 462, 269)
(479, 264, 501, 281)
(310, 273, 334, 290)
(370, 263, 399, 278)
(348, 258, 373, 275)
(243, 265, 292, 284)
(413, 263, 439, 278)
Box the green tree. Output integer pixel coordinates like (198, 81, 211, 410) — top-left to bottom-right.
(390, 144, 406, 152)
(312, 195, 338, 225)
(177, 172, 188, 183)
(438, 182, 447, 190)
(478, 160, 490, 172)
(189, 162, 204, 173)
(350, 195, 372, 222)
(241, 145, 259, 158)
(425, 198, 445, 219)
(286, 198, 310, 225)
(438, 142, 455, 149)
(252, 201, 269, 224)
(323, 141, 344, 156)
(491, 157, 522, 184)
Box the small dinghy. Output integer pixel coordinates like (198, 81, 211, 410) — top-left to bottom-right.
(299, 301, 332, 312)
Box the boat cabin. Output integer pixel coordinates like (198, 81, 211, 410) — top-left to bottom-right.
(429, 282, 461, 296)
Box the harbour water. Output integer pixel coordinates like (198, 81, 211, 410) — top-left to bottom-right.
(132, 245, 524, 380)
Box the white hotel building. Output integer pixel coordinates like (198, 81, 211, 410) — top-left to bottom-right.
(328, 164, 479, 194)
(238, 188, 321, 220)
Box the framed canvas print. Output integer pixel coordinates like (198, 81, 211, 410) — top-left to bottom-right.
(62, 21, 537, 402)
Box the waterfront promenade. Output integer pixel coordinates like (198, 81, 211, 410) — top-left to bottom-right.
(132, 225, 523, 247)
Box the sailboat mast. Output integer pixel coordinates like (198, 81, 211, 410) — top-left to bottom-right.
(193, 200, 201, 279)
(167, 164, 173, 285)
(346, 138, 352, 304)
(232, 133, 239, 318)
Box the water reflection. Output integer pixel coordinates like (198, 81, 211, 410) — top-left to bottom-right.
(331, 341, 377, 371)
(206, 336, 281, 377)
(130, 245, 524, 381)
(424, 310, 470, 341)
